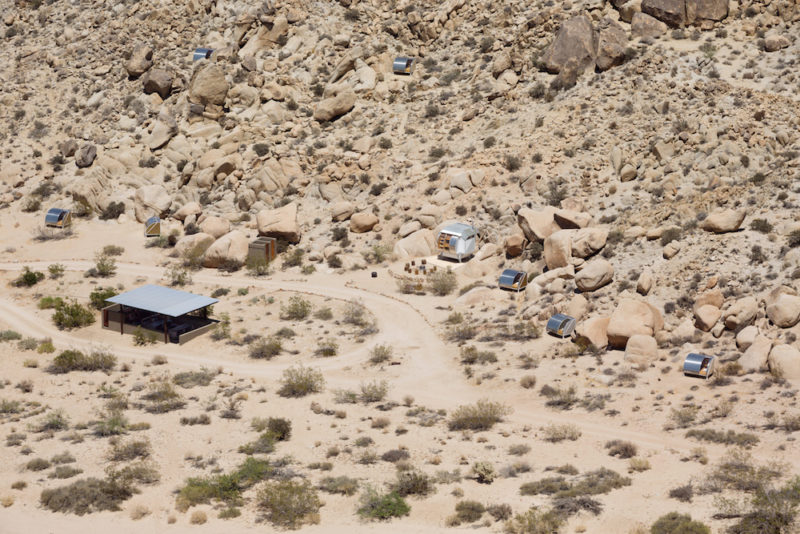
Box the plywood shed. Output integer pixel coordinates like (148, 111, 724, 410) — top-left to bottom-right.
(498, 269, 528, 292)
(546, 313, 576, 338)
(683, 353, 715, 379)
(44, 208, 71, 228)
(145, 216, 161, 237)
(393, 57, 416, 75)
(436, 223, 477, 263)
(248, 237, 277, 264)
(193, 48, 214, 61)
(102, 285, 219, 344)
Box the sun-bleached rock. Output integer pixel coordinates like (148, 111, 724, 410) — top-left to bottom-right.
(607, 298, 664, 348)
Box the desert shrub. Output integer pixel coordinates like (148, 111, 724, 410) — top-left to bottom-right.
(520, 477, 571, 496)
(650, 512, 710, 534)
(50, 465, 83, 479)
(472, 462, 496, 484)
(180, 414, 211, 426)
(319, 476, 359, 496)
(0, 399, 22, 414)
(256, 479, 321, 529)
(238, 432, 276, 455)
(540, 384, 578, 410)
(189, 511, 207, 524)
(281, 296, 312, 320)
(0, 330, 22, 342)
(173, 368, 216, 388)
(38, 296, 64, 309)
(282, 248, 304, 268)
(277, 366, 324, 397)
(381, 449, 410, 463)
(88, 252, 117, 278)
(460, 346, 498, 365)
(250, 337, 283, 359)
(541, 423, 581, 443)
(504, 508, 564, 534)
(87, 287, 117, 310)
(727, 477, 800, 534)
(48, 263, 65, 278)
(669, 406, 699, 428)
(257, 417, 292, 441)
(50, 349, 115, 373)
(178, 457, 272, 511)
(488, 503, 513, 521)
(448, 399, 511, 431)
(360, 380, 388, 403)
(94, 409, 128, 436)
(509, 444, 531, 456)
(521, 468, 630, 499)
(750, 219, 773, 234)
(660, 228, 682, 246)
(369, 344, 393, 365)
(108, 439, 150, 462)
(455, 500, 485, 523)
(13, 267, 45, 287)
(40, 477, 134, 515)
(669, 483, 694, 503)
(705, 449, 781, 493)
(141, 378, 185, 413)
(52, 300, 95, 329)
(132, 327, 157, 346)
(343, 299, 368, 326)
(358, 488, 410, 520)
(605, 440, 638, 459)
(166, 264, 191, 286)
(427, 269, 457, 296)
(27, 457, 52, 471)
(685, 429, 758, 448)
(552, 496, 603, 517)
(315, 338, 338, 357)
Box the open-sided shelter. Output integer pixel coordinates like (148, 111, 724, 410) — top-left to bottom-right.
(145, 216, 161, 237)
(436, 223, 477, 262)
(102, 285, 219, 344)
(499, 269, 528, 292)
(683, 353, 715, 379)
(546, 313, 576, 338)
(193, 47, 214, 61)
(45, 208, 72, 228)
(393, 57, 415, 75)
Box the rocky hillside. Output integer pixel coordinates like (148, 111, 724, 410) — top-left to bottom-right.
(1, 0, 800, 356)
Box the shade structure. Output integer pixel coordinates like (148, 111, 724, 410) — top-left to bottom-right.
(106, 285, 218, 318)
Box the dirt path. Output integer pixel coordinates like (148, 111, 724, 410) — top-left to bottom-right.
(0, 260, 688, 451)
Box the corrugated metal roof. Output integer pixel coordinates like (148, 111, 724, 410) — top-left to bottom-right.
(106, 285, 218, 317)
(440, 223, 476, 238)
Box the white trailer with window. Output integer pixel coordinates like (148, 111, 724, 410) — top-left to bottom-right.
(436, 223, 478, 263)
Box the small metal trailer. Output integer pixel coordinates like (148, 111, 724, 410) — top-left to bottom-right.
(683, 353, 715, 379)
(44, 208, 72, 228)
(498, 269, 528, 292)
(436, 223, 477, 263)
(393, 57, 416, 75)
(546, 313, 576, 338)
(248, 236, 278, 265)
(193, 48, 214, 61)
(145, 216, 161, 237)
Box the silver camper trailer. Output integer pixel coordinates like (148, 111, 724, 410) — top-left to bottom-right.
(436, 223, 477, 263)
(683, 353, 715, 379)
(498, 269, 528, 292)
(44, 208, 72, 228)
(145, 216, 161, 238)
(393, 57, 416, 75)
(193, 48, 214, 61)
(546, 313, 576, 338)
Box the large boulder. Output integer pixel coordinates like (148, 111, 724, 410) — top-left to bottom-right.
(544, 230, 573, 269)
(576, 316, 610, 349)
(631, 12, 668, 38)
(736, 325, 759, 351)
(189, 64, 229, 107)
(199, 215, 231, 239)
(517, 207, 560, 242)
(504, 233, 526, 258)
(637, 270, 653, 295)
(202, 230, 248, 269)
(350, 212, 379, 233)
(766, 293, 800, 328)
(687, 0, 728, 24)
(142, 69, 173, 99)
(175, 202, 202, 221)
(174, 232, 215, 259)
(540, 15, 598, 74)
(694, 304, 721, 332)
(575, 259, 614, 292)
(607, 298, 664, 348)
(393, 229, 435, 260)
(769, 344, 800, 380)
(256, 202, 301, 243)
(739, 335, 772, 372)
(314, 90, 356, 122)
(693, 288, 724, 313)
(571, 227, 608, 258)
(331, 201, 354, 222)
(133, 184, 170, 223)
(595, 18, 628, 71)
(641, 0, 686, 26)
(75, 143, 97, 168)
(147, 116, 177, 150)
(624, 334, 658, 367)
(701, 209, 746, 233)
(124, 44, 153, 78)
(723, 296, 758, 330)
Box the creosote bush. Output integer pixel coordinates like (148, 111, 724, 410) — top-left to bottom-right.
(50, 349, 116, 373)
(52, 300, 95, 330)
(277, 366, 324, 398)
(256, 479, 321, 529)
(448, 399, 511, 431)
(427, 269, 458, 296)
(650, 512, 710, 534)
(40, 477, 134, 515)
(358, 488, 410, 521)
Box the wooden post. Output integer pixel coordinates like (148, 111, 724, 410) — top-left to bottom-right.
(120, 307, 124, 335)
(163, 315, 168, 344)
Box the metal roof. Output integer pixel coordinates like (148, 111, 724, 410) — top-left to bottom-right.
(106, 284, 218, 317)
(439, 223, 477, 239)
(499, 269, 524, 286)
(684, 353, 714, 373)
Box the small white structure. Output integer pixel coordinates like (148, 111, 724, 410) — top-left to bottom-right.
(683, 353, 715, 379)
(436, 223, 477, 263)
(546, 313, 576, 338)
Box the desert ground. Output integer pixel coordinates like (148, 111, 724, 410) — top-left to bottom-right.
(2, 0, 800, 533)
